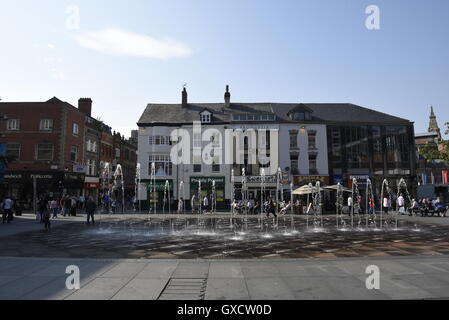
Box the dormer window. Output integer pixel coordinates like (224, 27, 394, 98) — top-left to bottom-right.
(288, 104, 313, 121)
(200, 110, 212, 123)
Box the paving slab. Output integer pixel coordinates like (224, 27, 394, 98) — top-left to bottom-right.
(205, 278, 250, 300)
(135, 261, 179, 279)
(245, 277, 295, 300)
(0, 275, 60, 300)
(112, 278, 168, 300)
(100, 261, 148, 278)
(172, 262, 210, 278)
(208, 262, 244, 278)
(65, 277, 131, 300)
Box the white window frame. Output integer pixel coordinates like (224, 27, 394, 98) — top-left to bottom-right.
(6, 119, 20, 131)
(39, 119, 53, 131)
(70, 145, 78, 162)
(73, 123, 79, 135)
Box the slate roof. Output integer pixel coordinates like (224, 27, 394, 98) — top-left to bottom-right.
(137, 102, 412, 126)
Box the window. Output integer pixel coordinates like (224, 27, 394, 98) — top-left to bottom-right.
(289, 131, 298, 149)
(39, 119, 53, 131)
(36, 143, 53, 160)
(331, 127, 342, 162)
(87, 159, 96, 176)
(149, 136, 172, 145)
(193, 132, 202, 148)
(193, 164, 202, 173)
(290, 154, 299, 175)
(115, 148, 120, 158)
(308, 132, 317, 149)
(70, 146, 78, 162)
(149, 154, 173, 176)
(92, 141, 97, 152)
(201, 113, 211, 123)
(73, 123, 79, 135)
(212, 162, 220, 172)
(293, 112, 305, 121)
(6, 119, 20, 131)
(309, 154, 318, 174)
(6, 143, 20, 160)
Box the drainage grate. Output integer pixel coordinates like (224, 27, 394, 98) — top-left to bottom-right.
(158, 278, 207, 300)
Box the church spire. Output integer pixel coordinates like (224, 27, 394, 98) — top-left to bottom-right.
(428, 105, 442, 141)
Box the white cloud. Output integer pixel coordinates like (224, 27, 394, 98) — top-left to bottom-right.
(75, 28, 192, 59)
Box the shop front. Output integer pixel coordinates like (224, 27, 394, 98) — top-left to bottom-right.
(84, 176, 100, 201)
(2, 171, 64, 210)
(190, 176, 226, 210)
(63, 172, 85, 197)
(145, 179, 174, 211)
(233, 175, 278, 203)
(293, 175, 330, 186)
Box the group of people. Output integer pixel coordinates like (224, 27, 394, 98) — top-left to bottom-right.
(409, 197, 448, 217)
(230, 198, 295, 217)
(345, 193, 448, 218)
(190, 194, 215, 214)
(36, 195, 98, 230)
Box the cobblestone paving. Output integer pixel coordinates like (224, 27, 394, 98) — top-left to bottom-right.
(1, 215, 449, 259)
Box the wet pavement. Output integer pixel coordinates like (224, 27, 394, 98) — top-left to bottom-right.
(1, 215, 449, 259)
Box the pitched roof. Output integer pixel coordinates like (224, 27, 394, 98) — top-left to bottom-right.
(137, 102, 412, 125)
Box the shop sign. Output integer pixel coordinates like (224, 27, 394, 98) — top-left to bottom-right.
(246, 176, 276, 184)
(73, 164, 87, 174)
(190, 176, 225, 185)
(146, 180, 174, 191)
(293, 175, 330, 185)
(84, 182, 100, 189)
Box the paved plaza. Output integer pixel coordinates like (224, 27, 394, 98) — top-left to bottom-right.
(0, 214, 449, 300)
(1, 255, 449, 300)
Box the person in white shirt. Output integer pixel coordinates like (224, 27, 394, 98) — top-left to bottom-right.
(203, 196, 209, 213)
(2, 197, 13, 223)
(347, 196, 353, 216)
(397, 194, 405, 214)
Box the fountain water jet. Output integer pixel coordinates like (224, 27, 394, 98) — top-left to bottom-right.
(113, 164, 125, 214)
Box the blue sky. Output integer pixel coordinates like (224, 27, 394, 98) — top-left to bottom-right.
(0, 0, 448, 137)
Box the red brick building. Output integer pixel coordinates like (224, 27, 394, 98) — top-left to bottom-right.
(0, 97, 87, 208)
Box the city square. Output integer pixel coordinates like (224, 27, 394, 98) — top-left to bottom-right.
(1, 0, 449, 305)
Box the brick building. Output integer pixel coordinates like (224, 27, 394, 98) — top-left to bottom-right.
(0, 96, 138, 209)
(0, 97, 86, 208)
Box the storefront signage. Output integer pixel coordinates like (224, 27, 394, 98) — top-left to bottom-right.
(73, 164, 87, 174)
(246, 176, 277, 184)
(293, 175, 330, 185)
(190, 176, 225, 185)
(146, 179, 174, 191)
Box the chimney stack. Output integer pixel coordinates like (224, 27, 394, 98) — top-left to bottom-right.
(224, 85, 230, 108)
(182, 87, 188, 108)
(78, 98, 92, 116)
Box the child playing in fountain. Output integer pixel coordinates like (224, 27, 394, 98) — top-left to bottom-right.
(279, 201, 292, 216)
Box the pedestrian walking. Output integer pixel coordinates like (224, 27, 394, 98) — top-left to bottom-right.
(85, 197, 97, 225)
(2, 197, 13, 223)
(43, 205, 51, 231)
(49, 198, 58, 219)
